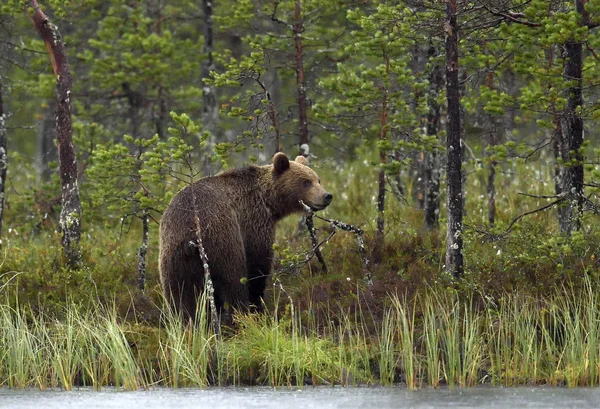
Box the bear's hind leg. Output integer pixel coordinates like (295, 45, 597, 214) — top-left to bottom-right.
(204, 224, 250, 324)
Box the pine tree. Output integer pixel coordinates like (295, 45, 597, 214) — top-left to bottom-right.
(28, 0, 82, 267)
(444, 0, 464, 278)
(317, 4, 424, 263)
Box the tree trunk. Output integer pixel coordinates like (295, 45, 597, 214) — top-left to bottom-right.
(121, 82, 141, 139)
(372, 57, 390, 265)
(487, 134, 497, 226)
(412, 152, 425, 209)
(29, 0, 82, 267)
(411, 45, 425, 210)
(137, 210, 149, 291)
(485, 72, 499, 227)
(0, 76, 7, 247)
(373, 167, 386, 264)
(459, 70, 468, 219)
(557, 35, 584, 235)
(36, 99, 57, 182)
(424, 46, 443, 230)
(546, 48, 566, 226)
(444, 0, 464, 279)
(201, 0, 219, 137)
(151, 0, 168, 141)
(294, 0, 309, 155)
(155, 85, 167, 139)
(553, 120, 565, 219)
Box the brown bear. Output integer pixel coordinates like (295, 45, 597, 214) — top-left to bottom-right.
(158, 152, 332, 320)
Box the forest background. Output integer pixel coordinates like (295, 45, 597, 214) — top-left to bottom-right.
(0, 0, 599, 388)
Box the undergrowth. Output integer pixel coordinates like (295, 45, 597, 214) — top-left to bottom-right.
(0, 155, 598, 388)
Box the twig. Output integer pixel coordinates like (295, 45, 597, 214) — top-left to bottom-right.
(483, 5, 541, 27)
(581, 195, 600, 215)
(252, 75, 281, 152)
(305, 212, 327, 273)
(585, 42, 600, 62)
(518, 192, 560, 199)
(300, 201, 373, 287)
(473, 196, 565, 241)
(505, 197, 563, 234)
(276, 229, 336, 276)
(189, 181, 220, 338)
(461, 139, 482, 165)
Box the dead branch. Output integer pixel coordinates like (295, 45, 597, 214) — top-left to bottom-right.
(472, 196, 565, 241)
(300, 201, 373, 287)
(187, 170, 220, 338)
(483, 5, 541, 27)
(254, 75, 280, 152)
(28, 0, 82, 266)
(506, 197, 564, 232)
(275, 228, 336, 276)
(305, 212, 328, 273)
(518, 192, 560, 199)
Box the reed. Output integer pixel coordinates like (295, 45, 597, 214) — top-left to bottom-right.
(46, 306, 82, 390)
(377, 307, 397, 386)
(2, 282, 600, 389)
(332, 304, 375, 386)
(544, 279, 600, 387)
(0, 303, 41, 388)
(486, 294, 543, 385)
(420, 291, 483, 388)
(158, 292, 214, 387)
(459, 300, 483, 387)
(389, 295, 417, 389)
(78, 312, 111, 390)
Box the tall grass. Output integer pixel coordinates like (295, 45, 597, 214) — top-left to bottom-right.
(3, 280, 600, 389)
(389, 295, 417, 389)
(158, 292, 214, 387)
(487, 294, 543, 385)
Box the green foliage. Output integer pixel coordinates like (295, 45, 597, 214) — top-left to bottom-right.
(84, 111, 222, 237)
(316, 3, 434, 172)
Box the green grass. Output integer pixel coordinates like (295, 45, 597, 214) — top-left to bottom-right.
(2, 280, 600, 389)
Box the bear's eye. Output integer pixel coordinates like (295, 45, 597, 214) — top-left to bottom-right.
(303, 180, 312, 188)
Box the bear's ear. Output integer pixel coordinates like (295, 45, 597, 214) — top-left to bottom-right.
(273, 152, 290, 175)
(294, 155, 309, 167)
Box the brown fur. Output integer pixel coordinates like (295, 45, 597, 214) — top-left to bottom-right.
(159, 153, 332, 320)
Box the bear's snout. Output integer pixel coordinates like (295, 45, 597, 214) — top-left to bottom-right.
(312, 192, 332, 211)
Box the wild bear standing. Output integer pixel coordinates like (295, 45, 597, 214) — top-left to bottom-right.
(159, 152, 333, 320)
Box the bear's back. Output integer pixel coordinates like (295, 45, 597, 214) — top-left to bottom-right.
(160, 165, 270, 242)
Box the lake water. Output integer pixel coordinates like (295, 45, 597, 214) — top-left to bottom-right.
(1, 386, 600, 409)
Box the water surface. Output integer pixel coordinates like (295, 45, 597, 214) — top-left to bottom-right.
(1, 386, 599, 409)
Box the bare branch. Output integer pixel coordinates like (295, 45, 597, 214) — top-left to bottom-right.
(518, 192, 560, 199)
(305, 213, 327, 273)
(483, 5, 541, 27)
(300, 200, 373, 287)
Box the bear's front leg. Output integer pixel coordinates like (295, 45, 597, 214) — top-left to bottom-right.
(246, 246, 274, 313)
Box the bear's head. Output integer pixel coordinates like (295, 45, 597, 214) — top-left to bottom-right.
(272, 152, 333, 214)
